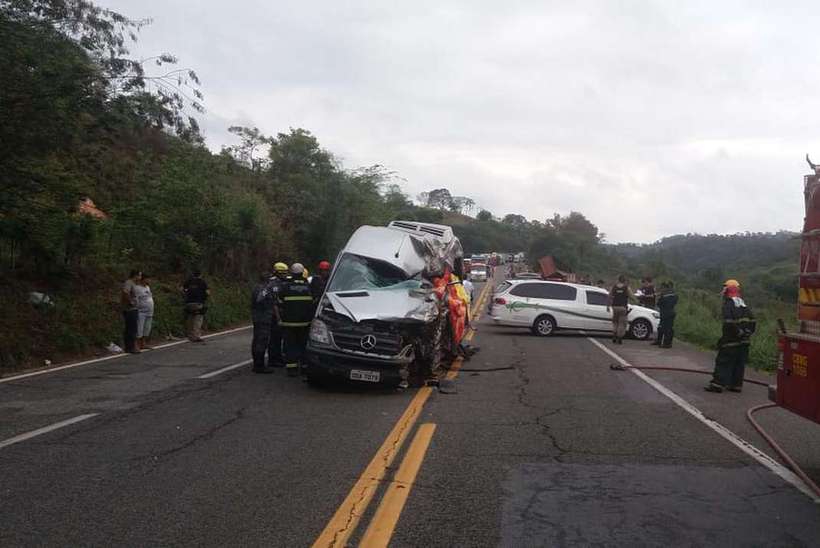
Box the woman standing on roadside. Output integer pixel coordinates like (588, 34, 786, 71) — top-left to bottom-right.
(134, 273, 155, 351)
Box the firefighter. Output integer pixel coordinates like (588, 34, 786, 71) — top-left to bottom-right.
(310, 260, 332, 302)
(652, 281, 678, 348)
(705, 279, 756, 393)
(250, 272, 277, 374)
(267, 262, 290, 368)
(279, 263, 315, 377)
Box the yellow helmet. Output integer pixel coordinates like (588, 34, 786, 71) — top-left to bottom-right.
(273, 262, 288, 273)
(303, 267, 310, 280)
(724, 279, 740, 288)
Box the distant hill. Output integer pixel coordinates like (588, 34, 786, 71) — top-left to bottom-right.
(609, 232, 800, 303)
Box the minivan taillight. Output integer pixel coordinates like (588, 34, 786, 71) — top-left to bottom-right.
(494, 297, 507, 305)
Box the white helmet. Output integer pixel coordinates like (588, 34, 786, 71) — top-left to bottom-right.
(290, 263, 305, 276)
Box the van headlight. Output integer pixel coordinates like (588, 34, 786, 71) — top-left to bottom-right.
(652, 312, 660, 319)
(309, 319, 331, 345)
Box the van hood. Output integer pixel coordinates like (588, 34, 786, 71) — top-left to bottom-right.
(325, 289, 438, 323)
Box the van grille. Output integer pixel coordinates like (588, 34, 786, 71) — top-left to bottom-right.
(331, 328, 403, 357)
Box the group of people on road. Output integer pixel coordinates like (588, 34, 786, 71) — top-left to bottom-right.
(250, 261, 332, 376)
(605, 275, 756, 395)
(121, 270, 210, 353)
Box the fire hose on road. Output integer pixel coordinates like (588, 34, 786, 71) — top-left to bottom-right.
(609, 363, 820, 499)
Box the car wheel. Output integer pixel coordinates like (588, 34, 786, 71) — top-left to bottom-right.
(629, 319, 651, 340)
(532, 315, 556, 337)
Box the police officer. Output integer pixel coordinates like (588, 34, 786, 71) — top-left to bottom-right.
(279, 263, 315, 377)
(705, 279, 756, 393)
(267, 262, 290, 368)
(250, 272, 276, 374)
(310, 260, 332, 302)
(652, 281, 678, 348)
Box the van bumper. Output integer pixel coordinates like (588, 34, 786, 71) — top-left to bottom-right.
(303, 344, 410, 386)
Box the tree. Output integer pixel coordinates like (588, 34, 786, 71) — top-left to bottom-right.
(502, 214, 528, 227)
(424, 188, 454, 210)
(476, 210, 493, 222)
(225, 126, 271, 172)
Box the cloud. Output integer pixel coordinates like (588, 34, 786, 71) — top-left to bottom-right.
(101, 0, 817, 242)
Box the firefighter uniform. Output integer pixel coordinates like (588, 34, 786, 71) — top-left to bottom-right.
(268, 264, 290, 368)
(279, 272, 315, 377)
(707, 282, 756, 393)
(250, 276, 277, 373)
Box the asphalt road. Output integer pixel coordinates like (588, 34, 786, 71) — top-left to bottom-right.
(2, 279, 819, 547)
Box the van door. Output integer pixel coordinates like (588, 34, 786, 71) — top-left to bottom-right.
(531, 283, 582, 329)
(583, 290, 613, 332)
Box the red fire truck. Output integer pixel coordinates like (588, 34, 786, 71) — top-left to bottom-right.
(774, 158, 820, 426)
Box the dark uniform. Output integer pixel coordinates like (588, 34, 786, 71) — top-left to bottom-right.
(709, 296, 756, 392)
(654, 284, 678, 347)
(250, 278, 277, 372)
(309, 274, 328, 303)
(267, 276, 286, 368)
(278, 277, 315, 376)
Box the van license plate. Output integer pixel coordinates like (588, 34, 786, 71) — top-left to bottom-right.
(350, 369, 380, 382)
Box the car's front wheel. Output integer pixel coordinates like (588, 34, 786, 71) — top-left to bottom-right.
(629, 319, 651, 340)
(531, 315, 556, 337)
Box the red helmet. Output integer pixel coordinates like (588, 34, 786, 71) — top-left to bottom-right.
(318, 260, 331, 271)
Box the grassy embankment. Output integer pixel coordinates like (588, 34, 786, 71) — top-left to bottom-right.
(674, 288, 796, 372)
(0, 273, 252, 374)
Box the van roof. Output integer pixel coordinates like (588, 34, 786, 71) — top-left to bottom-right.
(387, 221, 455, 243)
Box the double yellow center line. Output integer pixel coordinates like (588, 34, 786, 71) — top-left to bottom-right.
(312, 281, 494, 548)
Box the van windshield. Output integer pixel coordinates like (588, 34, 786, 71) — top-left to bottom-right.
(327, 253, 417, 292)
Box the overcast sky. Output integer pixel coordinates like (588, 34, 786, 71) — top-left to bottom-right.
(101, 0, 820, 242)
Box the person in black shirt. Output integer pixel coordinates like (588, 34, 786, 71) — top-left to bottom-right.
(181, 270, 210, 342)
(310, 260, 332, 304)
(640, 277, 656, 309)
(250, 272, 277, 374)
(607, 275, 632, 344)
(653, 281, 678, 347)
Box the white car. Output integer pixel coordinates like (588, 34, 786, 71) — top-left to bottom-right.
(489, 280, 659, 339)
(470, 267, 488, 282)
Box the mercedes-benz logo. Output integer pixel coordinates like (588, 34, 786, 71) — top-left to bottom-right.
(360, 334, 377, 350)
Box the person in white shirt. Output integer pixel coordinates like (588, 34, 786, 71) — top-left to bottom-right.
(463, 278, 475, 304)
(133, 274, 155, 351)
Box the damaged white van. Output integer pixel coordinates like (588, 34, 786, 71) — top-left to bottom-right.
(303, 221, 464, 387)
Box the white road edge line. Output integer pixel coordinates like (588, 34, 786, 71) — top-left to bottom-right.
(587, 337, 820, 503)
(0, 413, 99, 450)
(0, 325, 252, 385)
(197, 359, 253, 379)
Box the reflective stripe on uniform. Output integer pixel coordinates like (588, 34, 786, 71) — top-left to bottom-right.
(283, 296, 314, 302)
(285, 363, 298, 368)
(280, 321, 311, 327)
(723, 318, 755, 324)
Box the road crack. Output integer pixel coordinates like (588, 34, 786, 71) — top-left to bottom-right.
(132, 407, 246, 463)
